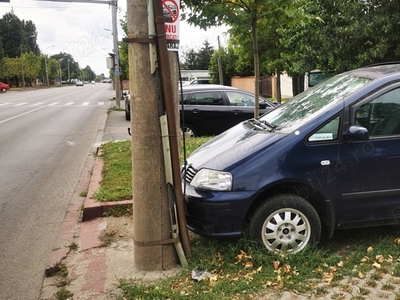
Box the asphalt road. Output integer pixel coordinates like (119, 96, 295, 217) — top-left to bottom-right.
(0, 83, 113, 300)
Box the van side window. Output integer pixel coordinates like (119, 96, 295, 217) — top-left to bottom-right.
(226, 91, 255, 106)
(355, 89, 400, 137)
(308, 116, 340, 142)
(190, 92, 224, 105)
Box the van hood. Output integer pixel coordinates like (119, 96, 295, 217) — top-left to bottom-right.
(186, 123, 286, 171)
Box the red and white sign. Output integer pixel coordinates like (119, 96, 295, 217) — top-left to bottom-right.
(162, 0, 180, 51)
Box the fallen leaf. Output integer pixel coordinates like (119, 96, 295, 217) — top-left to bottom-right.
(257, 266, 262, 272)
(337, 261, 344, 268)
(360, 256, 369, 263)
(244, 261, 253, 269)
(358, 272, 364, 279)
(367, 246, 373, 253)
(372, 262, 381, 269)
(322, 272, 334, 284)
(273, 261, 280, 270)
(376, 255, 384, 263)
(329, 266, 337, 273)
(209, 275, 218, 287)
(394, 237, 400, 245)
(283, 264, 291, 274)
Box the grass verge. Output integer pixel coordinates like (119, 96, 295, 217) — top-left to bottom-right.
(118, 227, 400, 299)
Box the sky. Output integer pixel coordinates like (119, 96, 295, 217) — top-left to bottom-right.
(0, 0, 229, 75)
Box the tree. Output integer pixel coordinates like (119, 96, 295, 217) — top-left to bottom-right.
(23, 51, 41, 85)
(209, 44, 238, 85)
(280, 0, 400, 76)
(182, 0, 306, 114)
(181, 40, 214, 70)
(0, 13, 39, 59)
(119, 16, 129, 80)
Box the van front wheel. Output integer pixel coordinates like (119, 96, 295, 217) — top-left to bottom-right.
(249, 194, 321, 254)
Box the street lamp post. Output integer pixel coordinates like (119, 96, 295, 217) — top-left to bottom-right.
(58, 58, 63, 85)
(67, 59, 71, 84)
(44, 45, 55, 87)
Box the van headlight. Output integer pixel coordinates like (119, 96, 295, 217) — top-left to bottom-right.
(190, 169, 232, 191)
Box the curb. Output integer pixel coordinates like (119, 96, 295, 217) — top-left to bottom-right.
(81, 155, 133, 222)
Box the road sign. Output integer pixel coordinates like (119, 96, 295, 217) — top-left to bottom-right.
(162, 0, 180, 51)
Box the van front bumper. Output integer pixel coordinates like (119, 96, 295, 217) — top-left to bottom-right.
(183, 184, 257, 238)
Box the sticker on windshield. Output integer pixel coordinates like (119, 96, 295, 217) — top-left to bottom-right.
(309, 133, 333, 141)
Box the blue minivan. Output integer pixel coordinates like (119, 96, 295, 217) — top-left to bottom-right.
(181, 63, 400, 253)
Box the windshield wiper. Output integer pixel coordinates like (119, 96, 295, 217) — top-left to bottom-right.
(245, 118, 276, 132)
(260, 119, 277, 130)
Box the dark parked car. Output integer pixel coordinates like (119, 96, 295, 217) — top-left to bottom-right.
(125, 85, 276, 137)
(0, 81, 10, 92)
(180, 85, 276, 136)
(182, 63, 400, 254)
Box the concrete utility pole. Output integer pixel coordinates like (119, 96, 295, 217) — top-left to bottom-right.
(127, 0, 178, 270)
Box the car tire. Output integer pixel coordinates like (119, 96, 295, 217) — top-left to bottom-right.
(125, 109, 130, 121)
(1, 88, 6, 92)
(181, 125, 197, 138)
(249, 194, 321, 254)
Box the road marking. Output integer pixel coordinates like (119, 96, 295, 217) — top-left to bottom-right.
(32, 102, 44, 106)
(97, 102, 104, 106)
(0, 103, 11, 106)
(14, 102, 29, 106)
(65, 102, 74, 106)
(48, 102, 59, 106)
(0, 106, 44, 124)
(82, 102, 90, 106)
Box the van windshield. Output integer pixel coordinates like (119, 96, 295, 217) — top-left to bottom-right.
(260, 74, 372, 132)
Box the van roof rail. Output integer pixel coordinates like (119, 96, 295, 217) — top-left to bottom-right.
(360, 61, 400, 68)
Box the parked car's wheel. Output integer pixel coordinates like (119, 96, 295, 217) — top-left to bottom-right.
(1, 88, 6, 92)
(181, 125, 197, 138)
(249, 194, 321, 254)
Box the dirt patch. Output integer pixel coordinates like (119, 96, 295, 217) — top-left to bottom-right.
(98, 215, 134, 247)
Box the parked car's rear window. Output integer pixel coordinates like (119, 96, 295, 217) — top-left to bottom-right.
(261, 74, 372, 133)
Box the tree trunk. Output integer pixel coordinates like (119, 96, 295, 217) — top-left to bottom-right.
(251, 14, 259, 118)
(276, 70, 281, 104)
(127, 0, 178, 270)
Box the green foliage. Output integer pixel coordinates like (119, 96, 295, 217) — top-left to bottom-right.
(0, 57, 20, 78)
(119, 15, 129, 80)
(280, 0, 400, 74)
(0, 13, 101, 84)
(209, 44, 239, 85)
(181, 40, 215, 70)
(23, 51, 41, 79)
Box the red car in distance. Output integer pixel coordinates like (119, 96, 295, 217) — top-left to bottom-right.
(0, 82, 10, 92)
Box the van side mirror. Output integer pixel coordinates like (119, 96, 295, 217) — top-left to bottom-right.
(344, 125, 369, 141)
